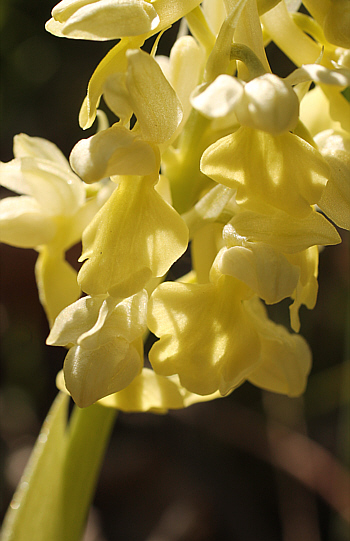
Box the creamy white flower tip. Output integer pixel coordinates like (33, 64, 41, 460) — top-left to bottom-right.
(50, 0, 160, 40)
(285, 64, 350, 87)
(64, 339, 142, 407)
(0, 196, 56, 248)
(217, 244, 300, 304)
(166, 35, 204, 124)
(13, 134, 70, 168)
(314, 129, 350, 153)
(49, 290, 148, 407)
(70, 126, 158, 183)
(0, 160, 32, 195)
(191, 75, 244, 118)
(235, 74, 299, 135)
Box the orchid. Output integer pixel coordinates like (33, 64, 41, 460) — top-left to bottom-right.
(2, 1, 349, 539)
(0, 134, 112, 324)
(46, 0, 204, 41)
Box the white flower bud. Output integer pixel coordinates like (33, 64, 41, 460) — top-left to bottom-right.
(235, 73, 299, 135)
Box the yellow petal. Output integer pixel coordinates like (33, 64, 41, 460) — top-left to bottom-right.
(99, 367, 222, 411)
(78, 38, 143, 130)
(19, 158, 85, 216)
(300, 86, 341, 136)
(166, 36, 204, 125)
(318, 150, 350, 230)
(201, 127, 330, 217)
(126, 49, 183, 143)
(148, 275, 261, 396)
(0, 160, 34, 195)
(0, 196, 56, 248)
(102, 72, 133, 123)
(63, 338, 142, 408)
(323, 0, 350, 48)
(78, 175, 188, 297)
(152, 0, 203, 30)
(47, 294, 105, 347)
(35, 250, 81, 326)
(217, 244, 300, 304)
(191, 223, 224, 284)
(56, 367, 222, 412)
(224, 208, 341, 253)
(321, 84, 350, 133)
(49, 0, 160, 40)
(246, 297, 312, 396)
(13, 134, 70, 168)
(78, 290, 148, 349)
(287, 246, 319, 332)
(70, 125, 159, 183)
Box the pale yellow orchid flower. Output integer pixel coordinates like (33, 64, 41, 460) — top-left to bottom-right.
(217, 208, 340, 330)
(261, 0, 350, 131)
(47, 290, 148, 407)
(315, 129, 350, 230)
(201, 126, 331, 218)
(77, 172, 188, 298)
(56, 367, 222, 412)
(70, 48, 183, 183)
(302, 0, 350, 48)
(148, 273, 261, 396)
(244, 296, 312, 397)
(0, 134, 111, 324)
(45, 0, 204, 41)
(148, 268, 312, 397)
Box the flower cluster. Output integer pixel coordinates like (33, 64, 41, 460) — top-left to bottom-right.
(2, 0, 349, 411)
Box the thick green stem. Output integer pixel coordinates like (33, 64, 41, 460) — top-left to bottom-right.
(60, 402, 117, 541)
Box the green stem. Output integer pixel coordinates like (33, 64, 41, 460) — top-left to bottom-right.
(60, 402, 117, 541)
(162, 109, 212, 214)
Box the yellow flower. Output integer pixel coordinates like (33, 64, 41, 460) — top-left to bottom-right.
(245, 297, 312, 397)
(47, 290, 148, 407)
(201, 127, 330, 217)
(46, 0, 203, 41)
(0, 134, 110, 324)
(148, 274, 261, 396)
(71, 48, 183, 182)
(77, 173, 189, 298)
(56, 367, 222, 412)
(302, 0, 350, 48)
(148, 271, 313, 397)
(315, 130, 350, 231)
(218, 208, 340, 330)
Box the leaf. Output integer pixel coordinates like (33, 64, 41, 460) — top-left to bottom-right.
(2, 392, 116, 541)
(1, 393, 69, 541)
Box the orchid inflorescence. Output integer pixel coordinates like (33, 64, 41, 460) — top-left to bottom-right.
(1, 0, 349, 413)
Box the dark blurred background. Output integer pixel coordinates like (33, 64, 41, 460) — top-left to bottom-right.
(1, 1, 349, 540)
